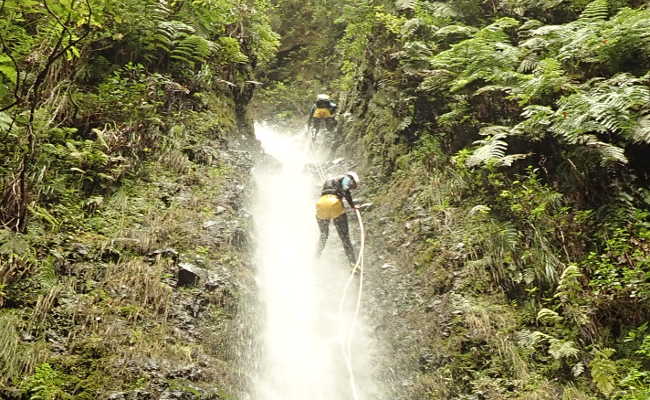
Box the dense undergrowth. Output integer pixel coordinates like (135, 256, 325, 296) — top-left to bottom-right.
(258, 0, 650, 398)
(1, 0, 276, 397)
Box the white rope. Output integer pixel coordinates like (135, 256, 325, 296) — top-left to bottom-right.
(338, 208, 365, 400)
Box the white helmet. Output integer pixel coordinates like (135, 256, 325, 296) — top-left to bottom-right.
(317, 94, 330, 101)
(345, 171, 359, 187)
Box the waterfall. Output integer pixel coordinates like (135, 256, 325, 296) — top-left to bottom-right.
(249, 125, 380, 400)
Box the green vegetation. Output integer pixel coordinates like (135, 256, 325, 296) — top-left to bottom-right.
(1, 0, 275, 396)
(257, 0, 650, 398)
(3, 0, 650, 398)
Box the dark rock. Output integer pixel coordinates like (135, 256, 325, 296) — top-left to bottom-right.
(159, 390, 195, 400)
(149, 248, 180, 261)
(100, 246, 122, 262)
(178, 263, 207, 287)
(166, 364, 204, 381)
(130, 390, 154, 400)
(187, 297, 208, 318)
(107, 390, 153, 400)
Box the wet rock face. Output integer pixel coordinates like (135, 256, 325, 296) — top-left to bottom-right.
(54, 138, 253, 398)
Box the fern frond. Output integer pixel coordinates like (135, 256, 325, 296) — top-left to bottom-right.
(396, 0, 417, 10)
(529, 24, 567, 37)
(632, 115, 650, 144)
(537, 308, 563, 324)
(529, 330, 552, 346)
(572, 362, 585, 377)
(578, 0, 609, 22)
(548, 338, 580, 360)
(398, 116, 412, 131)
(554, 264, 582, 302)
(551, 74, 650, 158)
(590, 348, 617, 396)
(499, 153, 531, 166)
(518, 54, 539, 73)
(468, 205, 491, 216)
(171, 35, 211, 64)
(516, 58, 571, 105)
(466, 130, 509, 167)
(422, 2, 459, 18)
(433, 25, 477, 43)
(583, 136, 628, 165)
(402, 19, 422, 37)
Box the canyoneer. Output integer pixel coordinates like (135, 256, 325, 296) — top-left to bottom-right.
(315, 171, 359, 265)
(307, 93, 337, 143)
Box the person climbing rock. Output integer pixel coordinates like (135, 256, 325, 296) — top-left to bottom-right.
(307, 93, 337, 142)
(315, 171, 359, 264)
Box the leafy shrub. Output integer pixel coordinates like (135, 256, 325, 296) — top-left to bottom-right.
(20, 363, 71, 400)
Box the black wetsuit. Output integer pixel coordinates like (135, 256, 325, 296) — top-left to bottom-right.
(316, 176, 356, 264)
(307, 99, 337, 132)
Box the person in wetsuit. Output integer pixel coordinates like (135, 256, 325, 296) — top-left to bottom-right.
(307, 94, 337, 136)
(315, 171, 360, 264)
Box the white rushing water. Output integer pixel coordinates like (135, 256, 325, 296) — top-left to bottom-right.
(251, 124, 380, 400)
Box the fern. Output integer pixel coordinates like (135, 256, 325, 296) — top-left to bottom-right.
(537, 307, 563, 324)
(590, 348, 617, 396)
(580, 135, 628, 165)
(558, 7, 650, 69)
(466, 130, 508, 167)
(546, 73, 650, 165)
(433, 25, 477, 44)
(578, 0, 609, 23)
(170, 35, 212, 66)
(396, 0, 417, 11)
(632, 115, 650, 144)
(517, 53, 539, 73)
(572, 362, 585, 377)
(516, 58, 573, 105)
(549, 338, 580, 360)
(141, 7, 217, 69)
(554, 264, 583, 303)
(423, 2, 460, 19)
(529, 330, 552, 346)
(465, 126, 530, 167)
(430, 18, 521, 93)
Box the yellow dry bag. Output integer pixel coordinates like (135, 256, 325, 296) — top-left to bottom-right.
(316, 194, 344, 219)
(312, 108, 332, 119)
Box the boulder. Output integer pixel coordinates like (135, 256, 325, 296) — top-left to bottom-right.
(177, 263, 208, 287)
